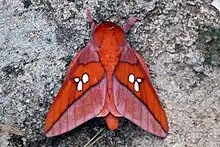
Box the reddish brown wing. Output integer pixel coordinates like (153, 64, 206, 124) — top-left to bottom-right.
(114, 43, 168, 138)
(44, 42, 107, 137)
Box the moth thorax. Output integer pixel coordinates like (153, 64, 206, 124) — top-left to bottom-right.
(99, 50, 121, 73)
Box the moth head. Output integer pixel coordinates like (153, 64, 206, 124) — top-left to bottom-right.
(93, 22, 125, 47)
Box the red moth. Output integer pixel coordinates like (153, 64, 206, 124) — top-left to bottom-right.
(44, 9, 168, 138)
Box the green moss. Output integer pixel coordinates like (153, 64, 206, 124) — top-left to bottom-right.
(198, 27, 220, 68)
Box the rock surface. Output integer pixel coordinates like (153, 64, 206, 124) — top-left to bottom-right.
(0, 0, 220, 146)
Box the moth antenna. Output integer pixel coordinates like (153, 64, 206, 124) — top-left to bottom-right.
(87, 8, 96, 32)
(123, 17, 141, 33)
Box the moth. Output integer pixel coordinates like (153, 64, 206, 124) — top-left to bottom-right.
(44, 10, 168, 138)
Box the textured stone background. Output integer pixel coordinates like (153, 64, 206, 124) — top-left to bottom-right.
(0, 0, 220, 146)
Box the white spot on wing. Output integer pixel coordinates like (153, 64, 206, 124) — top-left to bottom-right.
(82, 73, 89, 84)
(77, 81, 83, 91)
(134, 81, 139, 92)
(129, 74, 135, 83)
(74, 77, 80, 82)
(137, 78, 142, 83)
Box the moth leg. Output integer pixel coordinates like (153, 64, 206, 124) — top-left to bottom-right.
(123, 18, 141, 33)
(87, 8, 96, 31)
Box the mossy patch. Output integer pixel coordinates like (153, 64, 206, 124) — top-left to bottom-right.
(198, 27, 220, 68)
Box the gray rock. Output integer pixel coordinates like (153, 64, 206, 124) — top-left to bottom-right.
(0, 0, 220, 146)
